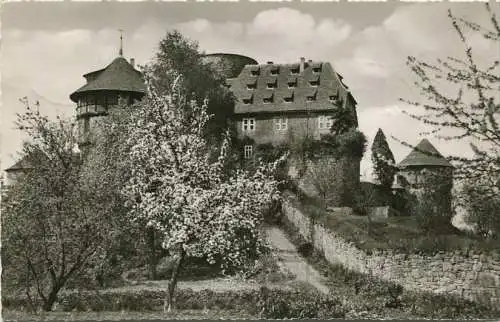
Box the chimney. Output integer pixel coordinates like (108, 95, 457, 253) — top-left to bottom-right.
(299, 57, 305, 73)
(267, 61, 273, 64)
(130, 58, 135, 68)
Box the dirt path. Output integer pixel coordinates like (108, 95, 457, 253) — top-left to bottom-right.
(264, 226, 330, 295)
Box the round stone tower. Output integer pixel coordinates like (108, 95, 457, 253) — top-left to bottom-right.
(69, 54, 146, 145)
(201, 53, 258, 79)
(396, 138, 454, 216)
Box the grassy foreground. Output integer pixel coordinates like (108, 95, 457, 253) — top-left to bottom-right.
(2, 309, 256, 321)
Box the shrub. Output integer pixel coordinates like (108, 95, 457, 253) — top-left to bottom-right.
(462, 182, 500, 238)
(400, 291, 497, 319)
(257, 286, 345, 319)
(3, 286, 347, 319)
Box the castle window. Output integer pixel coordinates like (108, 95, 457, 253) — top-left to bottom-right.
(318, 115, 333, 130)
(244, 145, 253, 159)
(242, 118, 255, 132)
(275, 118, 288, 131)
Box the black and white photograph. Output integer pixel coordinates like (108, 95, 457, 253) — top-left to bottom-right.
(1, 1, 499, 320)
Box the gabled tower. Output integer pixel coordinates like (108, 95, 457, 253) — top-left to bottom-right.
(69, 37, 146, 145)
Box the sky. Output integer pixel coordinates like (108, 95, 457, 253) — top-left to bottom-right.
(1, 1, 499, 184)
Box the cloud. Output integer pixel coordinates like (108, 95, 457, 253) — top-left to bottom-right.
(174, 7, 352, 63)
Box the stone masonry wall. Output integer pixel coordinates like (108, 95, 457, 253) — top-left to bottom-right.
(282, 199, 500, 307)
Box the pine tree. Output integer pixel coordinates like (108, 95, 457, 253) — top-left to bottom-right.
(371, 128, 396, 189)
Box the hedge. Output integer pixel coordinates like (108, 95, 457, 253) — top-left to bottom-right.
(2, 286, 346, 319)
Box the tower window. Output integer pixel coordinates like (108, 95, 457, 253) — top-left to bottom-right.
(106, 95, 118, 106)
(244, 145, 253, 159)
(242, 118, 255, 132)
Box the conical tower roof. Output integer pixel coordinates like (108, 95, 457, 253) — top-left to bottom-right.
(70, 56, 146, 102)
(398, 139, 453, 168)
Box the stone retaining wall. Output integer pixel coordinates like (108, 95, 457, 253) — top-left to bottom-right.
(282, 199, 500, 307)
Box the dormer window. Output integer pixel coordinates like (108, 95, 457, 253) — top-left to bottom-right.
(288, 81, 297, 88)
(310, 80, 320, 87)
(291, 67, 299, 75)
(313, 66, 322, 73)
(329, 95, 339, 102)
(247, 83, 257, 90)
(284, 96, 293, 103)
(267, 81, 277, 89)
(243, 97, 253, 105)
(306, 96, 316, 102)
(263, 94, 274, 104)
(250, 69, 260, 76)
(270, 67, 279, 75)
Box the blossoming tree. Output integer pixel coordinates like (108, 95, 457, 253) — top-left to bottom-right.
(122, 74, 284, 311)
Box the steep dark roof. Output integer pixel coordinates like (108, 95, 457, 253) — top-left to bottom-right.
(227, 61, 354, 114)
(70, 56, 146, 102)
(398, 139, 454, 168)
(5, 156, 32, 172)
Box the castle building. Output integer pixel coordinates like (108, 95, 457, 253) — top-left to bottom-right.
(69, 43, 146, 145)
(227, 57, 358, 158)
(5, 51, 361, 198)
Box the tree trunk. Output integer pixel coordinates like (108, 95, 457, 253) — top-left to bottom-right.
(164, 250, 185, 312)
(42, 285, 60, 312)
(147, 227, 157, 280)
